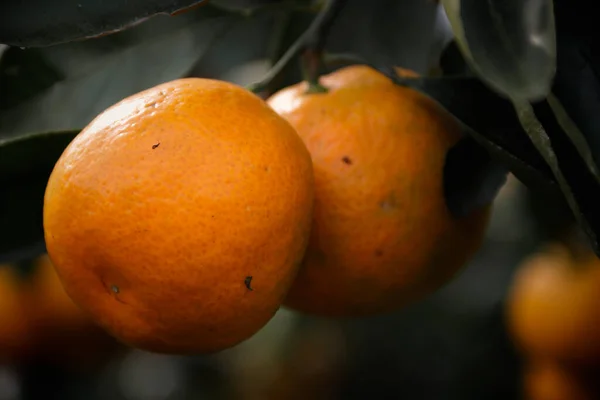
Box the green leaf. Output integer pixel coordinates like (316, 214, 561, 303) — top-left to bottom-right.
(0, 131, 78, 264)
(185, 10, 282, 83)
(327, 0, 441, 73)
(0, 47, 64, 110)
(432, 42, 510, 218)
(0, 6, 239, 140)
(261, 0, 444, 96)
(514, 100, 600, 253)
(548, 3, 600, 187)
(443, 136, 508, 218)
(0, 0, 209, 47)
(415, 61, 600, 254)
(442, 0, 556, 101)
(547, 95, 600, 187)
(513, 0, 600, 255)
(405, 76, 556, 193)
(402, 71, 600, 255)
(438, 40, 473, 77)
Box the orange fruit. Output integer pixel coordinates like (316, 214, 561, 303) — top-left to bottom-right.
(507, 243, 600, 364)
(26, 254, 120, 368)
(523, 358, 597, 400)
(43, 78, 314, 354)
(0, 265, 33, 363)
(267, 65, 491, 316)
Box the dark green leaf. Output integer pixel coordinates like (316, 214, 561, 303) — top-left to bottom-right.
(434, 43, 510, 218)
(438, 40, 472, 77)
(0, 0, 209, 47)
(185, 11, 279, 82)
(444, 136, 508, 218)
(261, 0, 444, 96)
(0, 6, 240, 140)
(260, 9, 313, 94)
(0, 131, 78, 264)
(442, 0, 556, 101)
(511, 0, 600, 255)
(0, 47, 64, 110)
(404, 76, 556, 193)
(548, 1, 600, 183)
(527, 99, 600, 255)
(327, 0, 441, 74)
(402, 72, 600, 255)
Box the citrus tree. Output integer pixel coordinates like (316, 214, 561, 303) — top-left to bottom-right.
(2, 1, 599, 398)
(1, 0, 597, 266)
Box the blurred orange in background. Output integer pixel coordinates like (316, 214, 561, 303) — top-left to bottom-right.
(26, 254, 123, 370)
(0, 265, 34, 364)
(507, 242, 600, 364)
(507, 239, 600, 399)
(0, 255, 122, 370)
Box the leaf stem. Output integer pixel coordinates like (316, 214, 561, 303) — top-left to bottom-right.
(512, 99, 598, 251)
(247, 0, 349, 94)
(301, 49, 328, 93)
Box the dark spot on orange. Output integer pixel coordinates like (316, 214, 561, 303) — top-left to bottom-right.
(244, 276, 254, 291)
(375, 249, 383, 257)
(152, 142, 160, 149)
(342, 156, 352, 165)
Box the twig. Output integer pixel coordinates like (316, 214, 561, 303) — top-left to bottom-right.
(304, 0, 348, 52)
(300, 0, 349, 91)
(301, 48, 328, 92)
(247, 0, 349, 94)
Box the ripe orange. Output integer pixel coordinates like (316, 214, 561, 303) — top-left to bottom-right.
(267, 65, 491, 316)
(43, 78, 314, 354)
(507, 243, 600, 364)
(0, 265, 33, 363)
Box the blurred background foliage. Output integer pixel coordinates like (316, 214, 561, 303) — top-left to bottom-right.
(1, 0, 600, 399)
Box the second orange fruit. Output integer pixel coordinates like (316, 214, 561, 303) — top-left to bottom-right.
(268, 65, 491, 316)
